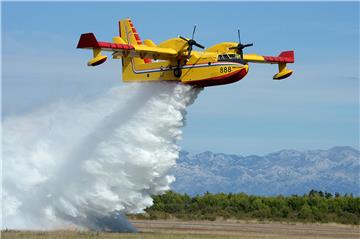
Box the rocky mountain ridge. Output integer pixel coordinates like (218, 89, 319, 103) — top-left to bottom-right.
(170, 146, 359, 196)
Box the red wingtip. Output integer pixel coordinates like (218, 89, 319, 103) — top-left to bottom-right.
(278, 51, 295, 63)
(77, 33, 100, 48)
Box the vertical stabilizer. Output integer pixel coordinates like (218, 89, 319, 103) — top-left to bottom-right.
(117, 18, 152, 81)
(118, 18, 151, 65)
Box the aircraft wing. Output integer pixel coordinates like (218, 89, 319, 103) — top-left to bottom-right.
(243, 51, 294, 64)
(77, 33, 178, 66)
(244, 51, 295, 80)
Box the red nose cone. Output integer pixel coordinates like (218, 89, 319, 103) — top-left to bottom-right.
(238, 66, 248, 80)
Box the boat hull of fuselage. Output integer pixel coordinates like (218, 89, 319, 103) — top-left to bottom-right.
(122, 61, 248, 87)
(185, 67, 248, 87)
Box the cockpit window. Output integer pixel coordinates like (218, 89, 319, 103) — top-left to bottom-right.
(218, 54, 229, 60)
(218, 54, 246, 64)
(218, 54, 236, 60)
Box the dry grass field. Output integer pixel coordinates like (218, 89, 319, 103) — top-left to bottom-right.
(2, 219, 359, 239)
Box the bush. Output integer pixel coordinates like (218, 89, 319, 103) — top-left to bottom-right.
(132, 190, 360, 225)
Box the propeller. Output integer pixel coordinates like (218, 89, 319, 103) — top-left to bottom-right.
(229, 29, 253, 59)
(179, 25, 205, 60)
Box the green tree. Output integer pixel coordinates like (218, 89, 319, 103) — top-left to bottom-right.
(299, 204, 313, 220)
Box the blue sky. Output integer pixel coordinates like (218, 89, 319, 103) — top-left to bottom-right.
(2, 2, 359, 155)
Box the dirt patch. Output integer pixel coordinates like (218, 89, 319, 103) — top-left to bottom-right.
(130, 219, 360, 239)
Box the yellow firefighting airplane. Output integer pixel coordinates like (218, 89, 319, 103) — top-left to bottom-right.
(77, 18, 294, 87)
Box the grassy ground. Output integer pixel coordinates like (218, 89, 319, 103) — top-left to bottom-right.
(1, 231, 236, 239)
(2, 220, 360, 239)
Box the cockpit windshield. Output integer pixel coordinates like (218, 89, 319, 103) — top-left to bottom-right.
(218, 54, 246, 64)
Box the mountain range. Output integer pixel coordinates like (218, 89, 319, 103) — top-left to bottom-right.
(170, 146, 359, 196)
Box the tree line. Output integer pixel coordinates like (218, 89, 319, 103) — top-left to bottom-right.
(129, 190, 359, 224)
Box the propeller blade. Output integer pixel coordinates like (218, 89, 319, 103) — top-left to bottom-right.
(179, 36, 188, 41)
(194, 42, 205, 49)
(239, 49, 244, 60)
(243, 43, 253, 48)
(178, 25, 205, 61)
(230, 29, 252, 60)
(187, 45, 193, 59)
(192, 24, 197, 40)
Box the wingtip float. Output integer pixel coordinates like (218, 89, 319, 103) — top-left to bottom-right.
(77, 18, 295, 87)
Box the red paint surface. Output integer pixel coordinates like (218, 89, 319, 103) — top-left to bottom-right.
(77, 33, 135, 50)
(187, 67, 248, 87)
(263, 50, 294, 63)
(99, 42, 135, 50)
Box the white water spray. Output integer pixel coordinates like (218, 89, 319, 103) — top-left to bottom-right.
(2, 82, 201, 230)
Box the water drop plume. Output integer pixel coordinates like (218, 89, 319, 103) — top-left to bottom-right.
(2, 82, 201, 231)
